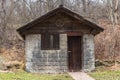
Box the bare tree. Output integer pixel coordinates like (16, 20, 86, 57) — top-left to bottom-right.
(82, 0, 87, 12)
(0, 0, 7, 45)
(107, 0, 119, 25)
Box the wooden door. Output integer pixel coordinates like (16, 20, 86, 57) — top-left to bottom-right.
(68, 36, 82, 72)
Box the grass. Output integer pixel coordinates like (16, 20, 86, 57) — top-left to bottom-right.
(2, 67, 120, 80)
(90, 71, 120, 80)
(89, 66, 120, 80)
(0, 70, 73, 80)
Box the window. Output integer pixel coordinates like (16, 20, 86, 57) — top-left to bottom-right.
(41, 33, 59, 50)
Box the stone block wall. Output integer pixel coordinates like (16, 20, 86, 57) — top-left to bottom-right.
(25, 34, 68, 73)
(82, 34, 95, 72)
(25, 33, 95, 73)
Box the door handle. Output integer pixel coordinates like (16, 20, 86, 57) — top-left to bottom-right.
(68, 51, 71, 53)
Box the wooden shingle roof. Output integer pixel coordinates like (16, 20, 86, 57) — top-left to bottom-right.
(17, 5, 104, 38)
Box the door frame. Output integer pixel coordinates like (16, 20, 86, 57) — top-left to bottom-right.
(67, 33, 83, 72)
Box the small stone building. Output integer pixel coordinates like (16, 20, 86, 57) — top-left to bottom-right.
(17, 5, 104, 73)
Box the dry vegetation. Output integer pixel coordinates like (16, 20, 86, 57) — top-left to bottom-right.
(95, 19, 120, 61)
(0, 40, 25, 70)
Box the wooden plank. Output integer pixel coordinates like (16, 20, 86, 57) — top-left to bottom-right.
(68, 36, 82, 71)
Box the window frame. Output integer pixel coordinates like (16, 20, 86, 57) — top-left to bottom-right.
(41, 33, 60, 50)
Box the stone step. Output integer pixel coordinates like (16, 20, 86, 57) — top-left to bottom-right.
(68, 72, 95, 80)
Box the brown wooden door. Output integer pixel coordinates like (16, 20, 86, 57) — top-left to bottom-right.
(68, 36, 82, 72)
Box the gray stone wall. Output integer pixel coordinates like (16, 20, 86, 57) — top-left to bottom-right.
(25, 34, 68, 73)
(82, 34, 95, 72)
(25, 33, 95, 73)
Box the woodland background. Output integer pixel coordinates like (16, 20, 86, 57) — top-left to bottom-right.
(0, 0, 120, 65)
